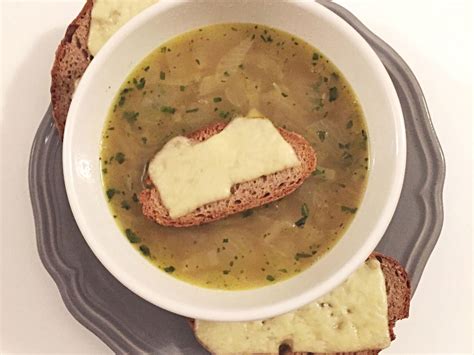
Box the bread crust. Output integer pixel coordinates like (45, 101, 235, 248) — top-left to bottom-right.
(50, 0, 93, 137)
(139, 121, 317, 227)
(191, 253, 411, 355)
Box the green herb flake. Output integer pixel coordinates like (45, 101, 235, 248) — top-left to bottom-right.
(338, 143, 351, 149)
(143, 66, 150, 71)
(317, 130, 327, 142)
(133, 77, 146, 90)
(223, 270, 230, 275)
(294, 216, 307, 228)
(160, 71, 166, 80)
(102, 168, 108, 174)
(139, 244, 150, 256)
(164, 266, 175, 273)
(219, 111, 230, 118)
(185, 108, 199, 113)
(141, 137, 148, 144)
(242, 209, 254, 218)
(346, 120, 353, 129)
(195, 59, 201, 65)
(115, 152, 125, 164)
(160, 46, 167, 53)
(122, 111, 139, 124)
(125, 228, 141, 243)
(121, 200, 131, 210)
(118, 95, 126, 107)
(278, 269, 288, 273)
(106, 188, 117, 201)
(312, 52, 319, 61)
(224, 71, 230, 77)
(132, 193, 139, 203)
(213, 97, 222, 103)
(341, 206, 358, 214)
(313, 168, 325, 176)
(223, 238, 229, 243)
(295, 252, 312, 260)
(281, 92, 288, 98)
(120, 87, 133, 95)
(295, 203, 309, 227)
(160, 106, 176, 114)
(361, 130, 368, 141)
(301, 203, 309, 218)
(238, 64, 244, 69)
(180, 85, 186, 92)
(342, 151, 353, 160)
(266, 275, 275, 282)
(329, 87, 338, 102)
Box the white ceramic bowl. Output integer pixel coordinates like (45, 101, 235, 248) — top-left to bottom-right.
(63, 0, 406, 321)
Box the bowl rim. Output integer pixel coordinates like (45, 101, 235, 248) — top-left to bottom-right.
(63, 0, 406, 321)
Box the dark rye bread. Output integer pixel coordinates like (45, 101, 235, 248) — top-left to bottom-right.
(191, 253, 411, 355)
(50, 0, 93, 137)
(139, 121, 317, 227)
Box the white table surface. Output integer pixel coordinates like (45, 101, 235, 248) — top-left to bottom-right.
(1, 0, 472, 353)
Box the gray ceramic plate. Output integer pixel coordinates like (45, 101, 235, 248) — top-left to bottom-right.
(29, 1, 445, 353)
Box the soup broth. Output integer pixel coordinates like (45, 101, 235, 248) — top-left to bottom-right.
(100, 23, 369, 290)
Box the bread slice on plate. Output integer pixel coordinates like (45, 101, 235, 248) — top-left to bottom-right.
(139, 120, 317, 227)
(191, 253, 411, 355)
(50, 0, 93, 137)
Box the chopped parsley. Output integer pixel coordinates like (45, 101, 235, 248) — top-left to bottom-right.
(242, 209, 254, 218)
(115, 152, 125, 164)
(260, 34, 273, 43)
(346, 120, 353, 129)
(185, 108, 199, 113)
(266, 275, 275, 281)
(133, 77, 146, 90)
(361, 129, 368, 141)
(164, 266, 175, 273)
(195, 59, 201, 65)
(312, 52, 319, 61)
(132, 193, 139, 202)
(125, 229, 141, 243)
(139, 245, 150, 256)
(294, 203, 309, 228)
(224, 71, 230, 77)
(160, 106, 176, 114)
(106, 188, 117, 201)
(317, 130, 327, 142)
(213, 97, 222, 103)
(122, 111, 139, 124)
(223, 270, 230, 275)
(281, 92, 288, 98)
(313, 167, 325, 176)
(121, 200, 131, 210)
(118, 95, 126, 107)
(180, 85, 186, 92)
(341, 206, 358, 214)
(223, 238, 229, 243)
(219, 111, 230, 118)
(295, 252, 312, 260)
(329, 87, 338, 102)
(160, 71, 166, 80)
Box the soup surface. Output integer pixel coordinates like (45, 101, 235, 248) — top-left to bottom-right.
(100, 23, 369, 290)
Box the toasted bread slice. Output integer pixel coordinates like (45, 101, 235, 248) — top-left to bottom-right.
(50, 0, 93, 137)
(139, 121, 317, 227)
(191, 253, 411, 355)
